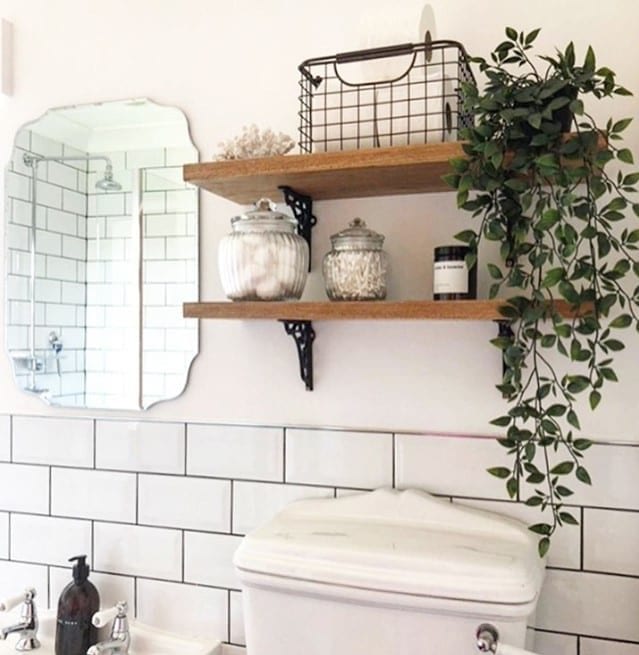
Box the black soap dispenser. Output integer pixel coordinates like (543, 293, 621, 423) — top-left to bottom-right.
(55, 555, 100, 655)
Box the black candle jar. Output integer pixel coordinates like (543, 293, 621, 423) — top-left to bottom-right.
(433, 245, 477, 300)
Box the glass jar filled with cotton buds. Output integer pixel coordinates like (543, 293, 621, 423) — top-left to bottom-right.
(218, 198, 309, 301)
(322, 218, 388, 300)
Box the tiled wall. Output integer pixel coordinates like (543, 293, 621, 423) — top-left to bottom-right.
(84, 146, 198, 408)
(5, 132, 88, 404)
(0, 415, 638, 655)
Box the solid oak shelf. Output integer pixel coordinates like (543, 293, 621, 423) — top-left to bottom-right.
(183, 299, 583, 322)
(182, 142, 463, 203)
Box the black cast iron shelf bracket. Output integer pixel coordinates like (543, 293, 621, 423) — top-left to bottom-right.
(280, 320, 316, 391)
(279, 185, 317, 271)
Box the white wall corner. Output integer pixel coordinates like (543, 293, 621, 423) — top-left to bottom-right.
(1, 18, 14, 96)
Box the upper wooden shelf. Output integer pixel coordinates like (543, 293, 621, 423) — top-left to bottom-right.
(182, 142, 463, 203)
(183, 299, 583, 322)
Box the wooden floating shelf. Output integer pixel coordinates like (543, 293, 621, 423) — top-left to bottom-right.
(182, 142, 463, 203)
(183, 299, 584, 322)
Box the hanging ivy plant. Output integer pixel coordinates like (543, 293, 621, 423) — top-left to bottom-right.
(446, 28, 638, 556)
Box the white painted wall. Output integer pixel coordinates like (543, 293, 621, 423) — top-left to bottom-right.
(1, 0, 638, 440)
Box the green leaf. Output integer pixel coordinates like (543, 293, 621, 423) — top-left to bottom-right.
(529, 523, 551, 536)
(556, 485, 574, 497)
(490, 416, 511, 427)
(525, 496, 543, 507)
(538, 537, 551, 558)
(505, 26, 518, 40)
(618, 149, 634, 164)
(547, 404, 566, 417)
(559, 511, 579, 526)
(487, 263, 503, 280)
(567, 376, 589, 394)
(610, 314, 632, 328)
(506, 477, 518, 498)
(537, 208, 561, 230)
(542, 268, 564, 288)
(442, 173, 460, 189)
(576, 466, 592, 485)
(487, 467, 511, 479)
(589, 390, 602, 410)
(574, 439, 593, 451)
(551, 461, 574, 475)
(612, 118, 633, 133)
(455, 229, 476, 244)
(524, 28, 541, 45)
(603, 339, 625, 351)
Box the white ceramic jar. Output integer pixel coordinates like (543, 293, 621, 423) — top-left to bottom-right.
(218, 199, 309, 301)
(322, 218, 388, 300)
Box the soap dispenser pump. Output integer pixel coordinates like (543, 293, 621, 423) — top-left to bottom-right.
(55, 555, 100, 655)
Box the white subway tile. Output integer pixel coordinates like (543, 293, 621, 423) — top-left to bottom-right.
(166, 236, 196, 260)
(535, 569, 639, 641)
(145, 260, 186, 283)
(11, 515, 91, 566)
(287, 429, 392, 488)
(139, 475, 230, 532)
(105, 217, 132, 239)
(137, 579, 227, 640)
(230, 591, 245, 645)
(37, 181, 63, 209)
(396, 434, 512, 499)
(12, 416, 93, 467)
(61, 281, 85, 305)
(47, 161, 79, 189)
(35, 278, 62, 303)
(0, 561, 48, 607)
(96, 420, 184, 474)
(7, 274, 30, 301)
(453, 498, 580, 570)
(62, 188, 86, 215)
(94, 523, 182, 581)
(0, 416, 10, 461)
(581, 638, 639, 655)
(568, 444, 639, 510)
(5, 171, 30, 201)
(47, 208, 79, 235)
(35, 229, 62, 256)
(0, 512, 8, 559)
(583, 508, 639, 576)
(166, 190, 197, 213)
(51, 468, 136, 523)
(31, 133, 63, 158)
(184, 532, 242, 589)
(62, 235, 86, 260)
(144, 168, 184, 192)
(233, 481, 332, 535)
(46, 255, 78, 281)
(7, 223, 30, 251)
(533, 631, 577, 655)
(49, 567, 134, 613)
(141, 192, 167, 215)
(0, 463, 49, 513)
(45, 303, 78, 327)
(187, 424, 283, 482)
(88, 193, 125, 217)
(145, 213, 185, 236)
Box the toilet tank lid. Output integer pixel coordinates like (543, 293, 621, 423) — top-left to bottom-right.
(233, 488, 546, 606)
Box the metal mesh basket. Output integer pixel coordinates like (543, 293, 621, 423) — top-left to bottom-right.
(298, 39, 475, 154)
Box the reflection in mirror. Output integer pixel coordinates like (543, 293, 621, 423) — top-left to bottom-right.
(5, 98, 199, 409)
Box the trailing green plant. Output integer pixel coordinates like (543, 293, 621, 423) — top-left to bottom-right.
(446, 27, 639, 556)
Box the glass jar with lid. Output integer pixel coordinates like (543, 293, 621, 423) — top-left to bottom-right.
(322, 218, 388, 301)
(218, 198, 309, 301)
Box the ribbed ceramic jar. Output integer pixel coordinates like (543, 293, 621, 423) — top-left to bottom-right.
(322, 218, 388, 300)
(218, 198, 309, 301)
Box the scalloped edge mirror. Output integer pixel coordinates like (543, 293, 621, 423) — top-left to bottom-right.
(4, 97, 199, 409)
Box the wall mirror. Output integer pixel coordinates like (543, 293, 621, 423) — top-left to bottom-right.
(4, 98, 199, 409)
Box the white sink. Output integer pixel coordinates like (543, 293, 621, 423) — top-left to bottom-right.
(0, 609, 221, 655)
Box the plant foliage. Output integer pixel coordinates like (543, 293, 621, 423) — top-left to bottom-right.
(447, 28, 638, 557)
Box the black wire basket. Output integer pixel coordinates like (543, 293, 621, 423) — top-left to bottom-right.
(298, 39, 475, 154)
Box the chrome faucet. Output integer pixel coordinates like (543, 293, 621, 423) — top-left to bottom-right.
(87, 602, 130, 655)
(0, 588, 40, 651)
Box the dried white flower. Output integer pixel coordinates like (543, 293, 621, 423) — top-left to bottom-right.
(216, 125, 296, 160)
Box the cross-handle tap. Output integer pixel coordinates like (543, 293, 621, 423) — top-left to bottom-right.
(87, 602, 130, 655)
(0, 588, 40, 651)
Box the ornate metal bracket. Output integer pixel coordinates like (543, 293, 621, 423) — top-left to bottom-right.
(279, 186, 317, 271)
(280, 320, 315, 391)
(495, 320, 515, 380)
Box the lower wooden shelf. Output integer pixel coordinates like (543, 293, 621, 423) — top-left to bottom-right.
(182, 299, 581, 321)
(183, 299, 586, 391)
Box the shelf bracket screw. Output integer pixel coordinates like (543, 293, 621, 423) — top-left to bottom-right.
(279, 186, 317, 271)
(280, 320, 315, 391)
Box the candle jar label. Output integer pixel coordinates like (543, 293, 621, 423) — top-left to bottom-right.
(433, 260, 469, 294)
